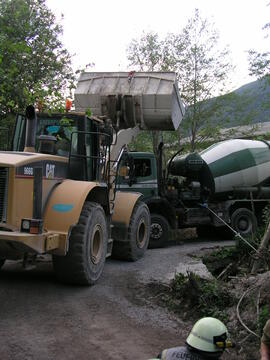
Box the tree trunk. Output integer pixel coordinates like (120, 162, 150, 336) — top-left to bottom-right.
(251, 221, 270, 274)
(152, 131, 160, 160)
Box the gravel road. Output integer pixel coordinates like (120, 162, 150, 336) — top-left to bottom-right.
(0, 240, 234, 360)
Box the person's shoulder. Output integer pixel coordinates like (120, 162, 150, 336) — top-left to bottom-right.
(160, 346, 202, 360)
(262, 320, 270, 345)
(264, 320, 270, 334)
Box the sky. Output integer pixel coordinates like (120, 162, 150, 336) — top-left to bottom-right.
(46, 0, 269, 91)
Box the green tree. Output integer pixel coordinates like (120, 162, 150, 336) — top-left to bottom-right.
(127, 10, 233, 152)
(248, 49, 270, 78)
(0, 0, 75, 119)
(165, 9, 233, 151)
(248, 12, 270, 79)
(127, 32, 168, 72)
(127, 32, 169, 157)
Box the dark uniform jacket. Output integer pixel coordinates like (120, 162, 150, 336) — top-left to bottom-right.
(158, 346, 211, 360)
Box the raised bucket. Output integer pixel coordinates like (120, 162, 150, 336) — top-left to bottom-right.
(74, 72, 185, 131)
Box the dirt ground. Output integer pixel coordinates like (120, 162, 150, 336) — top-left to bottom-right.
(0, 239, 249, 360)
(147, 244, 270, 360)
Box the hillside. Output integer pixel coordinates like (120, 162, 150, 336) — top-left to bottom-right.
(130, 77, 270, 152)
(179, 78, 270, 141)
(217, 77, 270, 127)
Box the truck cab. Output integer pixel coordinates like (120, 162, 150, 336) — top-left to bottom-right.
(117, 151, 178, 248)
(117, 152, 158, 199)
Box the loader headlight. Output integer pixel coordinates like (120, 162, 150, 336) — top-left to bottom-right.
(21, 218, 43, 234)
(21, 219, 30, 231)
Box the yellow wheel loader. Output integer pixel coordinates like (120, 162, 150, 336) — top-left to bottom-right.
(0, 72, 183, 285)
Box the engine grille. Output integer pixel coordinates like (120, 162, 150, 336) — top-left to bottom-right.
(0, 168, 8, 222)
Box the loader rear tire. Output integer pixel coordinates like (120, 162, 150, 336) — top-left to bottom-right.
(112, 201, 150, 261)
(53, 202, 108, 285)
(149, 214, 170, 249)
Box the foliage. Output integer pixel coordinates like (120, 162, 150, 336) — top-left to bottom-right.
(258, 305, 270, 336)
(248, 4, 270, 79)
(202, 247, 239, 280)
(127, 10, 233, 152)
(234, 205, 270, 266)
(261, 204, 270, 228)
(166, 9, 233, 151)
(167, 272, 232, 321)
(0, 113, 15, 149)
(204, 247, 237, 262)
(248, 50, 270, 79)
(127, 32, 168, 157)
(234, 232, 260, 259)
(127, 32, 169, 72)
(129, 131, 153, 152)
(0, 0, 75, 118)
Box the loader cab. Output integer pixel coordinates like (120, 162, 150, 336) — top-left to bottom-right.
(11, 112, 105, 182)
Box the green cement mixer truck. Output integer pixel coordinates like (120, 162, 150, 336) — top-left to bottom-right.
(117, 138, 270, 247)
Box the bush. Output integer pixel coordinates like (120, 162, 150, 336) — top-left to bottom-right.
(168, 272, 233, 321)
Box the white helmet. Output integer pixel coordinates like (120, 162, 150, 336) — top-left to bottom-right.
(186, 317, 232, 353)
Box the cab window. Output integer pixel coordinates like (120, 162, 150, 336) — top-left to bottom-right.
(133, 159, 151, 178)
(37, 117, 78, 157)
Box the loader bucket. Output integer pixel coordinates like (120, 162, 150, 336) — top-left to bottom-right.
(74, 72, 185, 131)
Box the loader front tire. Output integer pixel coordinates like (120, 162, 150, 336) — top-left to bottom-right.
(112, 201, 150, 261)
(53, 202, 108, 285)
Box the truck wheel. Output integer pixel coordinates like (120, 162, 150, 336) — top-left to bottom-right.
(0, 259, 5, 269)
(231, 208, 257, 237)
(112, 201, 150, 261)
(53, 202, 108, 285)
(149, 214, 170, 248)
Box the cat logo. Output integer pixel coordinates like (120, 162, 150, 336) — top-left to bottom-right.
(46, 164, 55, 179)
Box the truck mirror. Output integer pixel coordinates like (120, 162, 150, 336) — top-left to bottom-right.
(119, 165, 129, 177)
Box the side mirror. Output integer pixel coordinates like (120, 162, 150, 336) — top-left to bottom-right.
(119, 165, 129, 177)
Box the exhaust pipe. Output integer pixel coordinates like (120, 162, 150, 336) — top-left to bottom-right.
(24, 105, 37, 152)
